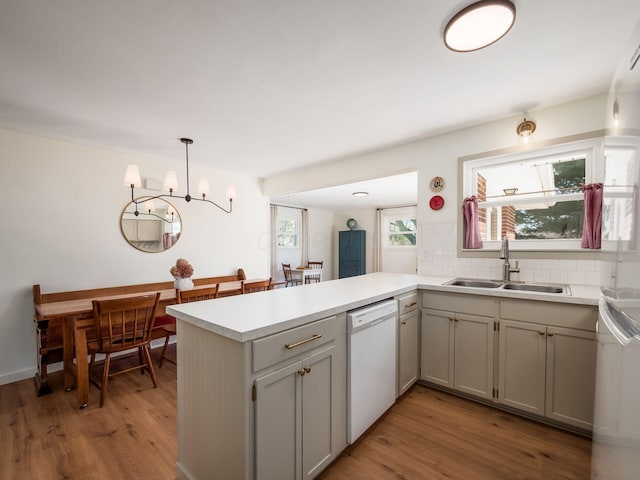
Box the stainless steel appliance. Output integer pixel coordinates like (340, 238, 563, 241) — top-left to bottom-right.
(347, 299, 397, 444)
(591, 19, 640, 479)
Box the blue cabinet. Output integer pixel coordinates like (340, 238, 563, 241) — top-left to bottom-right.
(339, 230, 366, 278)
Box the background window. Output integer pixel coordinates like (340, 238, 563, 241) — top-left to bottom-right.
(388, 218, 417, 246)
(277, 219, 298, 247)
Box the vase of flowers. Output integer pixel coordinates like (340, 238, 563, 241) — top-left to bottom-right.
(170, 258, 194, 291)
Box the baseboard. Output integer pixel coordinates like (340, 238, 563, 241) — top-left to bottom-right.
(0, 341, 176, 387)
(0, 367, 38, 386)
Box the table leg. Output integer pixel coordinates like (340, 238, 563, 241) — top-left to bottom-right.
(63, 317, 75, 392)
(74, 326, 89, 408)
(63, 317, 90, 408)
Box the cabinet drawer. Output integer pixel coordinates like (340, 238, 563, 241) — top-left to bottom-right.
(422, 292, 496, 317)
(253, 316, 337, 372)
(500, 299, 597, 330)
(397, 292, 418, 314)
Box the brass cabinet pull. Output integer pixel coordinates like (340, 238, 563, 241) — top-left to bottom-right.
(404, 302, 417, 309)
(298, 368, 306, 376)
(454, 318, 459, 322)
(547, 332, 554, 337)
(401, 320, 407, 325)
(285, 333, 322, 350)
(304, 366, 311, 374)
(448, 317, 454, 322)
(538, 331, 545, 336)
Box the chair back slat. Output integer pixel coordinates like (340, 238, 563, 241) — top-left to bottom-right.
(242, 278, 273, 294)
(92, 293, 160, 352)
(178, 285, 220, 303)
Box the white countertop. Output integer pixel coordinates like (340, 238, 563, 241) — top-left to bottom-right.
(167, 272, 601, 343)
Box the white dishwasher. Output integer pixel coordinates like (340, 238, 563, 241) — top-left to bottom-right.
(347, 299, 398, 444)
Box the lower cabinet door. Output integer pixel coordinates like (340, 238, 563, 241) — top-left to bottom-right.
(421, 309, 454, 387)
(398, 309, 419, 396)
(301, 346, 336, 480)
(255, 361, 302, 480)
(255, 345, 337, 480)
(454, 313, 494, 399)
(498, 319, 546, 415)
(545, 326, 596, 429)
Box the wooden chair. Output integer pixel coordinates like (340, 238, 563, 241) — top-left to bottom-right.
(306, 261, 323, 284)
(89, 293, 160, 407)
(282, 263, 301, 287)
(177, 285, 220, 304)
(242, 278, 273, 294)
(159, 285, 221, 367)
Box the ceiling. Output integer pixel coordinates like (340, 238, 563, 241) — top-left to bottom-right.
(1, 1, 639, 186)
(271, 171, 418, 210)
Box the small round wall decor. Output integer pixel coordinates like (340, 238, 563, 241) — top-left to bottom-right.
(429, 195, 445, 210)
(346, 218, 358, 230)
(429, 176, 445, 192)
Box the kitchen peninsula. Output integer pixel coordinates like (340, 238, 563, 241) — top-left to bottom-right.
(167, 272, 600, 480)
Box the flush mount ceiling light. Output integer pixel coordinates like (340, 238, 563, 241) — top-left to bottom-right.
(352, 192, 369, 197)
(124, 138, 234, 215)
(444, 0, 516, 52)
(516, 117, 536, 143)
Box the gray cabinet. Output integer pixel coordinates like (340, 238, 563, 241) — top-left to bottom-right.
(253, 314, 346, 480)
(497, 299, 597, 430)
(255, 345, 336, 480)
(339, 230, 365, 278)
(421, 293, 495, 400)
(396, 293, 419, 396)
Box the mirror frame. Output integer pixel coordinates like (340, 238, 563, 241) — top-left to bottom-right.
(120, 196, 182, 253)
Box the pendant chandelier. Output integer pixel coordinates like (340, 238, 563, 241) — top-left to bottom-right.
(123, 138, 234, 215)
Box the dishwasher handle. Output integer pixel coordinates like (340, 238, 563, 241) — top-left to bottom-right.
(350, 313, 396, 334)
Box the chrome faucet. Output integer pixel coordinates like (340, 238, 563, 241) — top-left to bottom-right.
(500, 236, 520, 282)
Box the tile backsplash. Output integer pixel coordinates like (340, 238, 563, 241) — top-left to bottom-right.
(418, 221, 614, 287)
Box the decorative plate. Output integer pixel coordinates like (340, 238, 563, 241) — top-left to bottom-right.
(429, 176, 445, 192)
(429, 195, 445, 210)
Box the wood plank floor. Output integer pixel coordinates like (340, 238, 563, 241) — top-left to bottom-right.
(0, 346, 591, 479)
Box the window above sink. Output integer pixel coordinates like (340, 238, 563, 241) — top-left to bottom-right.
(459, 134, 639, 258)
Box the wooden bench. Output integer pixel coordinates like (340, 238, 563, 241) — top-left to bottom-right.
(32, 268, 246, 396)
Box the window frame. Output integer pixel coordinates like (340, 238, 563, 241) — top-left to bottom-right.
(458, 134, 638, 258)
(383, 207, 417, 249)
(276, 218, 299, 248)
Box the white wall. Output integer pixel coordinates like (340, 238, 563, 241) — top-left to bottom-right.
(266, 94, 616, 287)
(0, 128, 269, 385)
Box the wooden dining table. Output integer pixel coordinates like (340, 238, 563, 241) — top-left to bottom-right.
(35, 280, 251, 408)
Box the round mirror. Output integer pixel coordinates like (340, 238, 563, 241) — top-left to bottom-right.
(120, 197, 182, 253)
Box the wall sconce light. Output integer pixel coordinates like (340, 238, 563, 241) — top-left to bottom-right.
(613, 100, 620, 128)
(124, 138, 234, 215)
(352, 191, 369, 197)
(503, 188, 518, 195)
(516, 117, 536, 143)
(444, 0, 516, 52)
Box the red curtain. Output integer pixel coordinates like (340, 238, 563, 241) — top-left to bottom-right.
(462, 196, 483, 249)
(581, 183, 603, 249)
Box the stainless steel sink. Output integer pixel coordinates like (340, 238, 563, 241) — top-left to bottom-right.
(444, 278, 570, 294)
(446, 279, 503, 288)
(502, 283, 568, 294)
